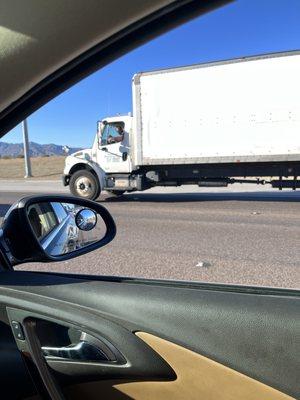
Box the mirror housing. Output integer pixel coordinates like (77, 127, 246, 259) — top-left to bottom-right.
(0, 195, 116, 267)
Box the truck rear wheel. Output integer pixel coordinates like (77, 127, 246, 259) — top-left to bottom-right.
(69, 170, 100, 201)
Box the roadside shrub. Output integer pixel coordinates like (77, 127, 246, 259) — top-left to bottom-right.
(16, 154, 24, 158)
(2, 155, 12, 159)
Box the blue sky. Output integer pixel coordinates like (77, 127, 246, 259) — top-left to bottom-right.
(4, 0, 300, 148)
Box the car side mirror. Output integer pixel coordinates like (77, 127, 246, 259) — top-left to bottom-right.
(122, 152, 128, 161)
(0, 195, 116, 267)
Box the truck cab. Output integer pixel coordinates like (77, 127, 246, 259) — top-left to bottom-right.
(63, 115, 134, 200)
(92, 115, 133, 174)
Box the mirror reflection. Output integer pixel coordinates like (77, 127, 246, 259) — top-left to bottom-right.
(75, 209, 97, 231)
(27, 201, 106, 256)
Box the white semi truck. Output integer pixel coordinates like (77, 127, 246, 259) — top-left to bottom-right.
(63, 51, 300, 200)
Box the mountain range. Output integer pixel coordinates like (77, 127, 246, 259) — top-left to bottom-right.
(0, 142, 81, 157)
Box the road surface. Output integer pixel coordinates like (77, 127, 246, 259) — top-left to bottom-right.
(0, 181, 299, 288)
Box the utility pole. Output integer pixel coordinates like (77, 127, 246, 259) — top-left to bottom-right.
(22, 119, 32, 178)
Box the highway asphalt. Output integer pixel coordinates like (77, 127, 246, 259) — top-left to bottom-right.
(0, 181, 299, 289)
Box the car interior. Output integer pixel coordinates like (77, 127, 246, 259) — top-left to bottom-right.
(0, 1, 299, 399)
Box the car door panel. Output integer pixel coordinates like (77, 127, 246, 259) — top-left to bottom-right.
(0, 270, 298, 399)
(66, 332, 294, 400)
(0, 318, 36, 399)
(6, 308, 174, 385)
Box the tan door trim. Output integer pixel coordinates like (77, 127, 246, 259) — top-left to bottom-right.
(66, 332, 295, 400)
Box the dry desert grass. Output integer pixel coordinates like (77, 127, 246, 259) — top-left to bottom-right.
(0, 156, 65, 180)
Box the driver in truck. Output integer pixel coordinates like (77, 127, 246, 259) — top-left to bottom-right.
(107, 125, 124, 144)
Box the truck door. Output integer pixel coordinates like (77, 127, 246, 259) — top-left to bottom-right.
(97, 121, 131, 173)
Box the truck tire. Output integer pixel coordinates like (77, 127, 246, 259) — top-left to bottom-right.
(69, 170, 100, 201)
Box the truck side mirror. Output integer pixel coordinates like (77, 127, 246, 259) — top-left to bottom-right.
(97, 120, 107, 148)
(122, 152, 128, 161)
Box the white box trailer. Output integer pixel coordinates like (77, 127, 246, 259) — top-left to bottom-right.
(133, 51, 300, 166)
(63, 51, 300, 200)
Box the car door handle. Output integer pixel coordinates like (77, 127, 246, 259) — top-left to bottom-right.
(42, 341, 110, 362)
(7, 309, 174, 394)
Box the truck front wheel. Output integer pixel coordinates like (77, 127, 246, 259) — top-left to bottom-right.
(69, 170, 101, 201)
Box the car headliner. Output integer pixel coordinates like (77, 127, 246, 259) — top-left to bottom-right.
(0, 0, 174, 114)
(0, 0, 230, 136)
